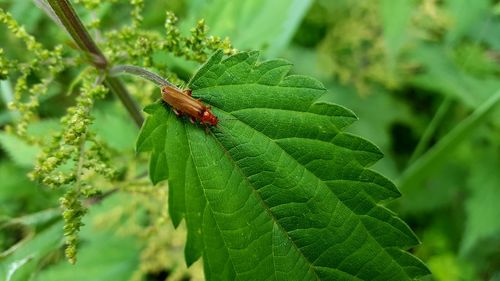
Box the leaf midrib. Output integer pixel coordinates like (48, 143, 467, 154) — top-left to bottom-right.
(186, 124, 321, 281)
(184, 123, 242, 281)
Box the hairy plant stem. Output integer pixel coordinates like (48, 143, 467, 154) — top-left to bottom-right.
(33, 0, 67, 35)
(104, 77, 144, 125)
(110, 65, 174, 88)
(45, 0, 144, 127)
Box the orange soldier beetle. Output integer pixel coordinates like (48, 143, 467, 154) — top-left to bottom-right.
(160, 84, 218, 127)
(109, 65, 219, 129)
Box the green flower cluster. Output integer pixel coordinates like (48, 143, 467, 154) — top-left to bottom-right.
(60, 188, 87, 264)
(28, 75, 115, 263)
(305, 1, 452, 93)
(1, 1, 236, 265)
(0, 48, 10, 80)
(313, 1, 392, 93)
(74, 0, 109, 10)
(104, 10, 235, 72)
(1, 8, 110, 263)
(164, 11, 236, 62)
(0, 8, 65, 138)
(130, 0, 145, 28)
(30, 76, 113, 187)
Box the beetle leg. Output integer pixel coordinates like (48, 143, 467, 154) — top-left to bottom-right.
(173, 108, 181, 116)
(190, 117, 196, 124)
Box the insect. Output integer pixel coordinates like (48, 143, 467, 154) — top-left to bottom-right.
(108, 65, 219, 128)
(160, 84, 218, 127)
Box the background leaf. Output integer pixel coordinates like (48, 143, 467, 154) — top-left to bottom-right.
(380, 0, 414, 70)
(33, 194, 142, 281)
(0, 133, 39, 168)
(445, 0, 490, 44)
(182, 0, 312, 57)
(0, 221, 63, 281)
(137, 50, 429, 280)
(409, 44, 500, 108)
(0, 162, 59, 217)
(461, 135, 500, 261)
(92, 102, 139, 152)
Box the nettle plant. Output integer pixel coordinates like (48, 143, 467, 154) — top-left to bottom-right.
(0, 1, 429, 280)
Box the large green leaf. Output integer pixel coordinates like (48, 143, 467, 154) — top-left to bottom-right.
(137, 51, 429, 280)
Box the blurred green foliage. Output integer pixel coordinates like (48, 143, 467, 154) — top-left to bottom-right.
(0, 0, 499, 280)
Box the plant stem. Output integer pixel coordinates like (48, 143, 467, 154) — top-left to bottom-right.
(408, 96, 453, 164)
(84, 188, 118, 206)
(104, 77, 144, 125)
(398, 90, 500, 190)
(33, 0, 67, 36)
(85, 171, 149, 206)
(46, 0, 106, 68)
(44, 0, 144, 127)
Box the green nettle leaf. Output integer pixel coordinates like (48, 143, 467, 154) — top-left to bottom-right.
(137, 50, 429, 280)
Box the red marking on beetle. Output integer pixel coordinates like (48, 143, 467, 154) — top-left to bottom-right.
(160, 85, 218, 127)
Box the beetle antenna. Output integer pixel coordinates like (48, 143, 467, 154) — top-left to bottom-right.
(109, 65, 176, 88)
